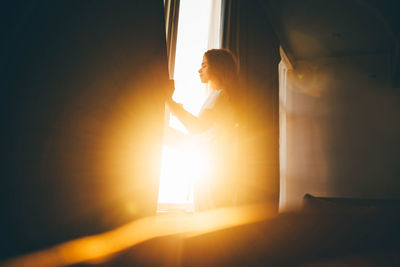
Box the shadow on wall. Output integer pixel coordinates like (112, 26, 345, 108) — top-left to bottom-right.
(284, 54, 400, 209)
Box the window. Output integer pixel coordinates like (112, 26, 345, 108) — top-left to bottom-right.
(158, 0, 222, 212)
(279, 46, 293, 211)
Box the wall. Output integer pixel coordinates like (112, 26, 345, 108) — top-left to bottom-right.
(282, 53, 400, 209)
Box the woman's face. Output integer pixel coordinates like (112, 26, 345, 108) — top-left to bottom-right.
(198, 56, 210, 84)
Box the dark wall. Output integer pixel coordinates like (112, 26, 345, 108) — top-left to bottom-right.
(283, 53, 400, 209)
(256, 0, 400, 210)
(1, 1, 169, 258)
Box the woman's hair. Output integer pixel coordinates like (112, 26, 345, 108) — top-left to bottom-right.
(204, 49, 239, 95)
(204, 49, 242, 125)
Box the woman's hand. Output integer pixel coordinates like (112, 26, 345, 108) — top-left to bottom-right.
(164, 79, 175, 100)
(166, 97, 183, 114)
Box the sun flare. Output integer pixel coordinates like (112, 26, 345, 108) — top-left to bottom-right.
(158, 141, 210, 204)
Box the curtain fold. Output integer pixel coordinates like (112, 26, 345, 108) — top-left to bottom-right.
(1, 0, 170, 259)
(221, 0, 281, 211)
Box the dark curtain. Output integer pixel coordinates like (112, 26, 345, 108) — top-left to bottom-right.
(1, 0, 169, 259)
(221, 0, 240, 58)
(222, 0, 281, 211)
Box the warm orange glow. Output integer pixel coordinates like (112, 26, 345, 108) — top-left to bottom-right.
(1, 204, 275, 267)
(158, 141, 210, 204)
(158, 0, 221, 206)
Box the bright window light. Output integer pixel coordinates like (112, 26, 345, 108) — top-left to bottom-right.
(157, 0, 221, 209)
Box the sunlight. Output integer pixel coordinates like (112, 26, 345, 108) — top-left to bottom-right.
(2, 204, 275, 267)
(158, 0, 221, 207)
(157, 142, 209, 204)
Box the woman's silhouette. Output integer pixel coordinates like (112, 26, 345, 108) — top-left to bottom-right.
(166, 49, 240, 211)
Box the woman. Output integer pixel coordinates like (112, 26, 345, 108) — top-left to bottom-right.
(166, 49, 240, 211)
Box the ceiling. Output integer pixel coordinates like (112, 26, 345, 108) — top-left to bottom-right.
(260, 0, 400, 61)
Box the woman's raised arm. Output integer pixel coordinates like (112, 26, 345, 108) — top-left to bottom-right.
(166, 98, 217, 134)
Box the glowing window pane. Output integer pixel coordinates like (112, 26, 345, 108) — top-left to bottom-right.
(158, 0, 221, 207)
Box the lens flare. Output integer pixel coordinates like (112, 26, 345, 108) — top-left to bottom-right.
(158, 141, 210, 204)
